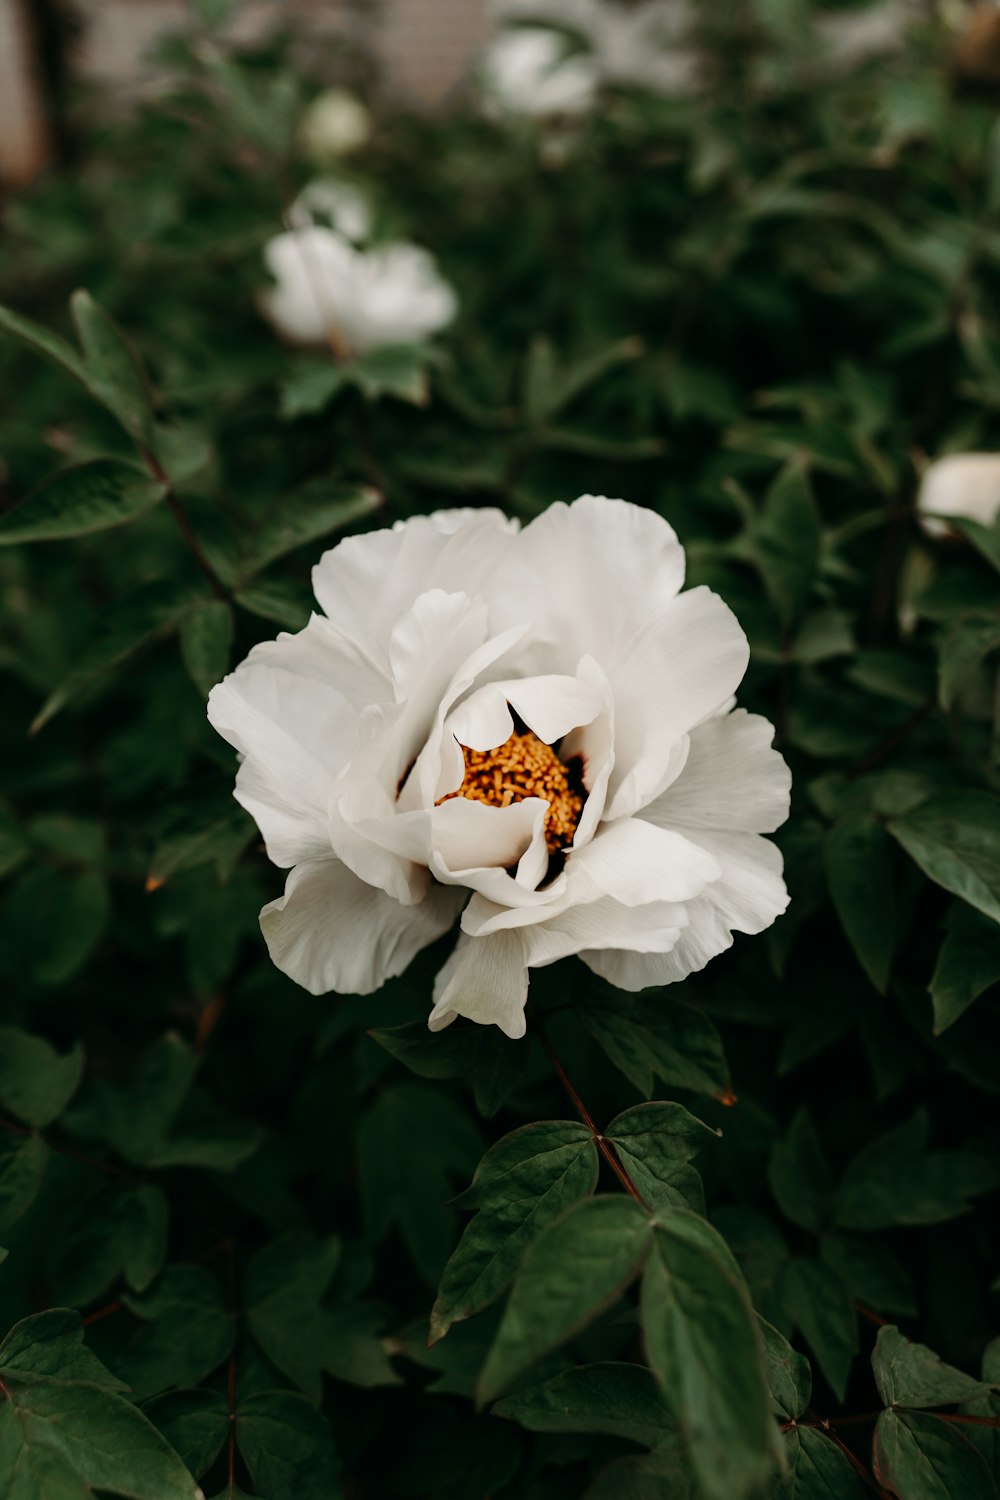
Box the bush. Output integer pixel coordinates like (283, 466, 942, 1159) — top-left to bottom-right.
(1, 6, 999, 1498)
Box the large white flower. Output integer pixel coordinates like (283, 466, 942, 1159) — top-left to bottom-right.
(480, 27, 599, 118)
(208, 498, 790, 1038)
(260, 226, 457, 355)
(489, 1, 699, 98)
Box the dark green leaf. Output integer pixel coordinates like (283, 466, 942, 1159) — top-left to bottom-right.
(239, 481, 381, 578)
(874, 1408, 998, 1500)
(0, 301, 88, 384)
(117, 1266, 234, 1400)
(179, 600, 233, 697)
(938, 619, 1000, 711)
(0, 1026, 84, 1128)
(872, 1325, 988, 1409)
(780, 1258, 857, 1403)
(755, 461, 821, 625)
(478, 1196, 652, 1402)
(581, 993, 729, 1099)
(930, 901, 1000, 1034)
(0, 460, 166, 547)
(888, 793, 1000, 925)
(236, 1390, 342, 1500)
(836, 1111, 1000, 1229)
(758, 1316, 811, 1421)
(642, 1208, 781, 1500)
(368, 1019, 530, 1118)
(824, 813, 895, 991)
(430, 1121, 598, 1343)
(71, 289, 154, 445)
(605, 1101, 719, 1214)
(143, 1388, 228, 1481)
(777, 1425, 872, 1498)
(768, 1108, 835, 1233)
(0, 1131, 48, 1235)
(493, 1361, 673, 1448)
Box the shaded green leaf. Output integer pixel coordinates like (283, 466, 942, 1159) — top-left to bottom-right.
(873, 1325, 989, 1409)
(874, 1408, 998, 1500)
(888, 792, 1000, 925)
(605, 1101, 719, 1214)
(0, 460, 166, 547)
(493, 1361, 673, 1448)
(0, 1027, 83, 1128)
(824, 813, 895, 991)
(930, 901, 1000, 1034)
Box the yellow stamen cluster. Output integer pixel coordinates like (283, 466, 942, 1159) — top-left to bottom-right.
(438, 731, 583, 853)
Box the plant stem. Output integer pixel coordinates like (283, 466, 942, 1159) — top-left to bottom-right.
(529, 1013, 647, 1206)
(142, 446, 232, 604)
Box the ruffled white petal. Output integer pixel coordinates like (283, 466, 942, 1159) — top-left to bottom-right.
(644, 709, 791, 835)
(312, 509, 518, 661)
(603, 586, 750, 820)
(260, 858, 462, 996)
(582, 830, 788, 990)
(566, 817, 721, 906)
(447, 672, 602, 752)
(491, 496, 686, 676)
(428, 930, 530, 1038)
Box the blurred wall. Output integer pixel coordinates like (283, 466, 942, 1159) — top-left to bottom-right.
(0, 0, 489, 185)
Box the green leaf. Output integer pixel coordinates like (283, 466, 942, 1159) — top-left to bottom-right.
(778, 1425, 871, 1498)
(50, 1186, 169, 1307)
(117, 1265, 234, 1400)
(279, 361, 348, 418)
(819, 1232, 918, 1319)
(147, 799, 255, 890)
(238, 481, 381, 578)
(581, 993, 729, 1099)
(235, 577, 311, 631)
(938, 619, 1000, 711)
(755, 460, 821, 626)
(0, 1027, 84, 1127)
(31, 581, 204, 732)
(930, 901, 1000, 1034)
(143, 1387, 228, 1481)
(768, 1108, 836, 1233)
(524, 335, 642, 424)
(430, 1121, 598, 1344)
(758, 1316, 811, 1421)
(0, 1309, 199, 1500)
(0, 1131, 48, 1234)
(584, 1447, 693, 1500)
(872, 1325, 989, 1409)
(368, 1019, 530, 1118)
(179, 600, 233, 697)
(245, 1232, 397, 1399)
(0, 460, 166, 546)
(947, 516, 1000, 577)
(888, 792, 1000, 925)
(493, 1362, 673, 1448)
(835, 1111, 1000, 1229)
(780, 1258, 857, 1403)
(358, 1083, 484, 1285)
(0, 302, 88, 384)
(350, 344, 431, 405)
(236, 1390, 342, 1500)
(478, 1195, 653, 1402)
(824, 813, 895, 991)
(641, 1208, 781, 1500)
(874, 1408, 998, 1500)
(30, 870, 109, 986)
(70, 289, 155, 445)
(605, 1102, 719, 1214)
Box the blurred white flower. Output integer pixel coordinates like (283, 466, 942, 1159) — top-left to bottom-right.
(490, 0, 699, 96)
(260, 226, 457, 355)
(208, 498, 790, 1038)
(299, 88, 371, 163)
(289, 180, 372, 244)
(813, 0, 918, 70)
(917, 453, 1000, 538)
(480, 27, 599, 117)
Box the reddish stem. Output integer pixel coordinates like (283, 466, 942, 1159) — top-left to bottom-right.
(530, 1015, 647, 1206)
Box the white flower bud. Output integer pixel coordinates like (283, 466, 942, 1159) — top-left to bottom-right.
(299, 89, 371, 164)
(917, 453, 1000, 538)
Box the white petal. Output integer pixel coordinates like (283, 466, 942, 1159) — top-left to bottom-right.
(312, 509, 518, 658)
(644, 709, 791, 835)
(604, 585, 750, 820)
(260, 858, 461, 996)
(492, 495, 686, 675)
(563, 654, 615, 847)
(447, 672, 603, 751)
(389, 589, 481, 703)
(428, 931, 529, 1038)
(522, 896, 688, 969)
(430, 795, 548, 879)
(567, 817, 721, 906)
(207, 616, 358, 867)
(582, 830, 788, 990)
(916, 453, 1000, 536)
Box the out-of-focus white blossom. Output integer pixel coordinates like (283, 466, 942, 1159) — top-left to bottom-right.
(489, 0, 699, 98)
(917, 453, 1000, 538)
(260, 226, 457, 355)
(480, 26, 599, 116)
(299, 89, 371, 164)
(288, 180, 372, 244)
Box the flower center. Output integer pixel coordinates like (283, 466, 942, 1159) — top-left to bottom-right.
(438, 730, 583, 853)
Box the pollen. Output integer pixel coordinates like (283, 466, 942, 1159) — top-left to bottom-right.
(438, 730, 583, 853)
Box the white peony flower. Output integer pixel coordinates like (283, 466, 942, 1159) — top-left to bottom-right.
(288, 180, 372, 244)
(917, 453, 1000, 539)
(259, 226, 457, 355)
(480, 27, 599, 117)
(208, 498, 791, 1039)
(490, 0, 699, 97)
(299, 89, 371, 163)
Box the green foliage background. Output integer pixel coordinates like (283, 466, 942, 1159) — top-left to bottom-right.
(2, 2, 1000, 1496)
